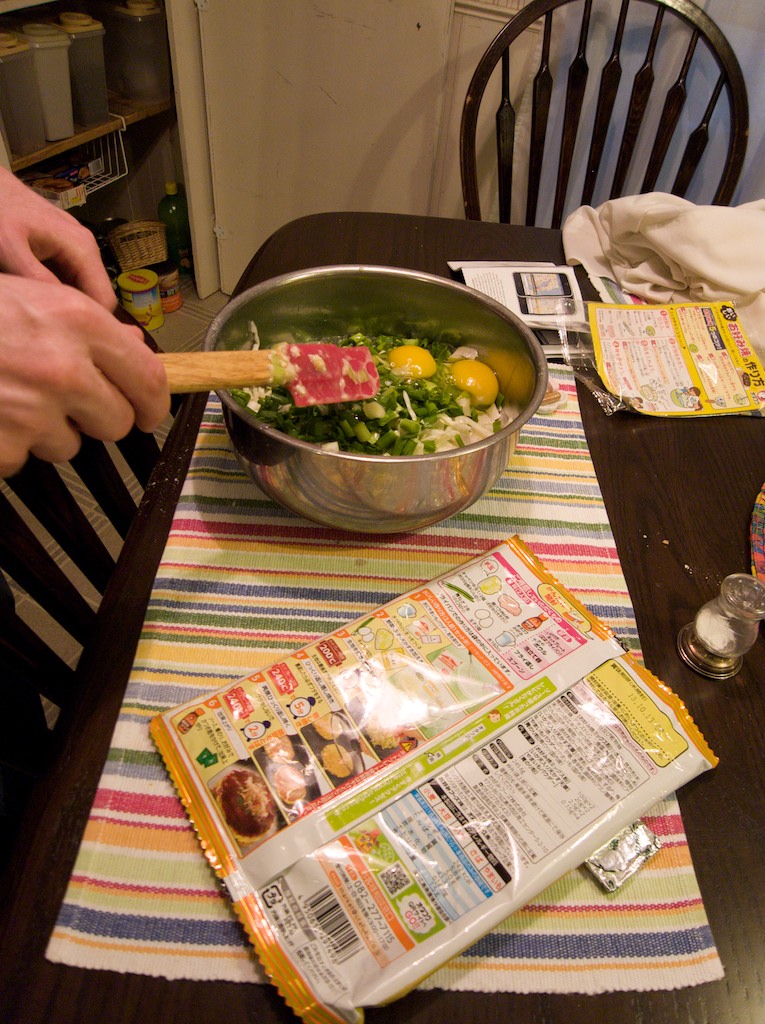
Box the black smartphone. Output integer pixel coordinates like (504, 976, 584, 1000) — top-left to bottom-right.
(513, 271, 573, 315)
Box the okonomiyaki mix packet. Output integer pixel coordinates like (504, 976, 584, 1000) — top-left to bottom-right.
(151, 536, 716, 1024)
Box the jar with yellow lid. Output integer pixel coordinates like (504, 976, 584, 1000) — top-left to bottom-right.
(117, 269, 164, 331)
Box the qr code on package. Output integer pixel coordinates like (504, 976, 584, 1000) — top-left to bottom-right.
(379, 863, 410, 897)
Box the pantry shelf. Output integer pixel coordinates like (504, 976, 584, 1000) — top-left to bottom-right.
(0, 0, 51, 11)
(9, 94, 174, 173)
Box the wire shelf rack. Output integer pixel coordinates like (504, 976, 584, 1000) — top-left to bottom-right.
(82, 121, 128, 194)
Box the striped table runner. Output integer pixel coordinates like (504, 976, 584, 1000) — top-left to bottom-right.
(46, 366, 723, 993)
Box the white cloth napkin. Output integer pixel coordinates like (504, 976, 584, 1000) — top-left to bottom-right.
(562, 193, 765, 360)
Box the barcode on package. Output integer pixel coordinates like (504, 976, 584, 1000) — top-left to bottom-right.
(305, 886, 361, 961)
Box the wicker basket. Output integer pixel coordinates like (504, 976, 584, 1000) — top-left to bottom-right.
(108, 219, 167, 272)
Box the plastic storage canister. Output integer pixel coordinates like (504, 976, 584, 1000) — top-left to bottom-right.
(117, 268, 164, 330)
(56, 12, 109, 127)
(91, 0, 171, 103)
(0, 32, 46, 156)
(21, 22, 73, 141)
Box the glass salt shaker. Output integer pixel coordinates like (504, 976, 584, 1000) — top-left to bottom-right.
(677, 573, 765, 679)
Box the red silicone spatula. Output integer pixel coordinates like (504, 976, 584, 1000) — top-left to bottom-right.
(158, 342, 380, 406)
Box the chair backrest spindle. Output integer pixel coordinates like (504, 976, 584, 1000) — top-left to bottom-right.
(461, 0, 748, 226)
(497, 50, 515, 222)
(610, 5, 664, 200)
(672, 74, 725, 196)
(581, 0, 631, 207)
(526, 12, 554, 223)
(641, 29, 698, 194)
(553, 0, 592, 228)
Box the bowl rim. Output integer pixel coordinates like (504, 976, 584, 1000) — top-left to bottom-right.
(205, 264, 549, 464)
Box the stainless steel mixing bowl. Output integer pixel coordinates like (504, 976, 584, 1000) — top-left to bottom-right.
(204, 265, 548, 533)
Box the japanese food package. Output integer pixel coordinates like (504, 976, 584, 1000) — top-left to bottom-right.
(151, 537, 716, 1024)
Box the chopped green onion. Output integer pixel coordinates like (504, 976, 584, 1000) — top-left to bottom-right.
(354, 422, 376, 444)
(230, 388, 250, 407)
(231, 333, 508, 456)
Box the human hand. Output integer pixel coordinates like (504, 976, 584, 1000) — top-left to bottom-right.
(0, 273, 170, 477)
(0, 166, 116, 309)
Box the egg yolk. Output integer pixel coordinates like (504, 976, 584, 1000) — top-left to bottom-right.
(388, 344, 437, 379)
(450, 358, 499, 406)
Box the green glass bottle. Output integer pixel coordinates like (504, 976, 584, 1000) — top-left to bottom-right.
(158, 181, 193, 276)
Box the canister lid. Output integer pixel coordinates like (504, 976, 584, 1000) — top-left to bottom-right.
(116, 0, 163, 17)
(58, 12, 105, 33)
(21, 22, 72, 47)
(118, 269, 159, 292)
(0, 30, 31, 56)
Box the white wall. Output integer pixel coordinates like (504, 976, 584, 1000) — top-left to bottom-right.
(703, 0, 765, 204)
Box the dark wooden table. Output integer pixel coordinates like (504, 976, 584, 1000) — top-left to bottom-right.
(3, 212, 765, 1024)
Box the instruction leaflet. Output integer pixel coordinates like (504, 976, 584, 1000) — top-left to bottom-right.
(590, 300, 765, 415)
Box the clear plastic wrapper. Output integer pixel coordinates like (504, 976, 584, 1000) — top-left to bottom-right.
(547, 302, 628, 416)
(152, 537, 716, 1024)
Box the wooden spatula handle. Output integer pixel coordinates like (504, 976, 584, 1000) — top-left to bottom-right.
(158, 350, 282, 393)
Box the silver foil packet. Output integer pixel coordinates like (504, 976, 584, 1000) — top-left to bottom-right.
(585, 819, 662, 892)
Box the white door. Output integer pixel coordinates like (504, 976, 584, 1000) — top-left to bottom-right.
(193, 0, 453, 294)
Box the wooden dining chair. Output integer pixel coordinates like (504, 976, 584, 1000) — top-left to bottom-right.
(460, 0, 749, 228)
(0, 310, 208, 864)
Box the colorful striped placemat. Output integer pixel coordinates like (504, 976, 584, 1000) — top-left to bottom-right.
(46, 366, 723, 993)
